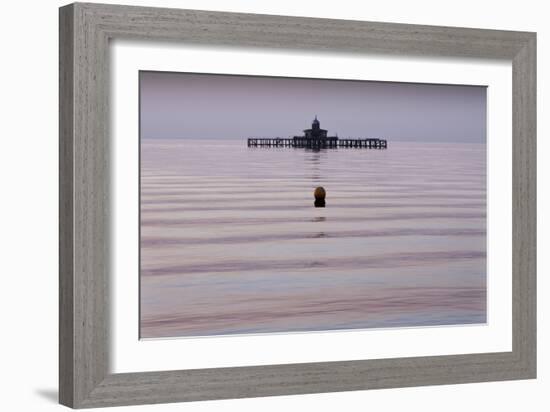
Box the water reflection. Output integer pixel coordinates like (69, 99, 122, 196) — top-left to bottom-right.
(312, 216, 327, 238)
(314, 199, 326, 207)
(140, 139, 487, 338)
(306, 149, 326, 183)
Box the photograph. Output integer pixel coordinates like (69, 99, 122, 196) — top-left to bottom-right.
(139, 71, 487, 339)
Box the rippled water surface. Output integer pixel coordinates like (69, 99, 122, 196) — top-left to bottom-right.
(140, 139, 486, 338)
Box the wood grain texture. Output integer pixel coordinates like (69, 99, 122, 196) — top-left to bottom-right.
(59, 2, 537, 408)
(512, 34, 537, 374)
(59, 4, 74, 406)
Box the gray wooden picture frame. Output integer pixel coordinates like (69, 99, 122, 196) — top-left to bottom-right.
(59, 2, 536, 409)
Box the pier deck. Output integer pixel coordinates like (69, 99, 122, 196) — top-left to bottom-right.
(247, 138, 387, 149)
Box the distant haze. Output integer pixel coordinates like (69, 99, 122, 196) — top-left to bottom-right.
(140, 71, 486, 143)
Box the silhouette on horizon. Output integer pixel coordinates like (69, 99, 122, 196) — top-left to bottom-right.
(247, 117, 387, 150)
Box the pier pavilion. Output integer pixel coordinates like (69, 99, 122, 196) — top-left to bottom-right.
(293, 116, 339, 149)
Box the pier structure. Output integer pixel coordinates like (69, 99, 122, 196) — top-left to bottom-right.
(247, 117, 387, 149)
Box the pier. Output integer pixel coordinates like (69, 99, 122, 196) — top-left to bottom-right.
(247, 138, 387, 149)
(247, 117, 387, 150)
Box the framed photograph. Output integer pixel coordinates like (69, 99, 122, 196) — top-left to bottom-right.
(59, 2, 536, 408)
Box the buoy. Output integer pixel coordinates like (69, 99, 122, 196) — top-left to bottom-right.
(314, 187, 326, 200)
(314, 187, 326, 207)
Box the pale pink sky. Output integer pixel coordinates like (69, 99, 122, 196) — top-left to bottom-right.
(140, 71, 486, 143)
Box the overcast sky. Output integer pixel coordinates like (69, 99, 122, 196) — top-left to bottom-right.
(140, 71, 486, 143)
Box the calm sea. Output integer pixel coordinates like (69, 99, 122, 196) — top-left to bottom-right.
(140, 139, 486, 338)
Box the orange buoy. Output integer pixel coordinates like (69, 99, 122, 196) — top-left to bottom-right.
(314, 187, 326, 207)
(314, 186, 326, 200)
